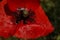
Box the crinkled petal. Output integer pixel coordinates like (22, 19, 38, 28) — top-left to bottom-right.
(0, 16, 16, 38)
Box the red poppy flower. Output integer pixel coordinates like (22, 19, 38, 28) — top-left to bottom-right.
(0, 0, 54, 39)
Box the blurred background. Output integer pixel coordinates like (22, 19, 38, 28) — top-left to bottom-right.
(39, 0, 60, 40)
(0, 0, 60, 40)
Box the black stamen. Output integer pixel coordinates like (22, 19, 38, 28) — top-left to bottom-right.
(15, 8, 35, 24)
(16, 10, 29, 24)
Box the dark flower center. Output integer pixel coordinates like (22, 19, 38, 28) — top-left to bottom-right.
(4, 4, 35, 24)
(15, 8, 35, 24)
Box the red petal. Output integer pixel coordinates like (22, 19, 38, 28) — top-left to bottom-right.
(14, 24, 45, 39)
(0, 2, 17, 38)
(0, 0, 7, 6)
(14, 23, 54, 39)
(0, 15, 16, 38)
(7, 0, 40, 12)
(33, 5, 54, 36)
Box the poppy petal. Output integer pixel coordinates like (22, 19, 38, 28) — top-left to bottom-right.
(7, 0, 40, 12)
(34, 5, 54, 36)
(14, 24, 45, 39)
(0, 15, 16, 38)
